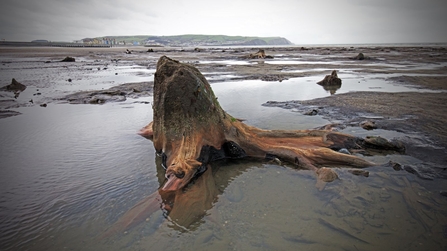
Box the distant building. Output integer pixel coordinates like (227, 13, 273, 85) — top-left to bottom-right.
(31, 40, 49, 43)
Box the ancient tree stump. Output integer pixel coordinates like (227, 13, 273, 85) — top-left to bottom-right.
(139, 56, 399, 191)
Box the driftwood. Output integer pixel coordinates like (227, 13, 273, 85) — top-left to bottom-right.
(102, 56, 405, 237)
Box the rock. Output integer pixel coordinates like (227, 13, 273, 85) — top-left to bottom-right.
(350, 53, 370, 60)
(355, 53, 365, 60)
(338, 148, 351, 155)
(125, 49, 131, 54)
(360, 120, 377, 130)
(363, 136, 405, 152)
(68, 78, 72, 82)
(386, 161, 403, 171)
(147, 48, 154, 52)
(317, 70, 342, 86)
(1, 78, 27, 92)
(440, 191, 447, 197)
(348, 169, 369, 177)
(61, 56, 75, 62)
(304, 109, 318, 116)
(316, 167, 338, 182)
(40, 103, 47, 107)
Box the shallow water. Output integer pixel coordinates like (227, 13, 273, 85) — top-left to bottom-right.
(1, 53, 447, 251)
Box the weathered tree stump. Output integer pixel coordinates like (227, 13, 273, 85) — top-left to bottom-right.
(139, 56, 395, 191)
(102, 56, 406, 237)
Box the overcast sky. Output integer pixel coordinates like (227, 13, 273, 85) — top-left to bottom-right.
(1, 0, 446, 44)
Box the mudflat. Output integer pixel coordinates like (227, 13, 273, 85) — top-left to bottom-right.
(1, 45, 446, 161)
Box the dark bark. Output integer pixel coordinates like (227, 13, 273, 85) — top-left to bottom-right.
(140, 56, 399, 191)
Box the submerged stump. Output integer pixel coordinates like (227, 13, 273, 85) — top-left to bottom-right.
(139, 56, 398, 191)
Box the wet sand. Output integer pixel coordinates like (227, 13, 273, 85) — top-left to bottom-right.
(1, 45, 447, 159)
(1, 45, 447, 251)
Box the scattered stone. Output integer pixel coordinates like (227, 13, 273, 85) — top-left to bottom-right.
(29, 99, 33, 103)
(33, 92, 41, 96)
(61, 56, 75, 62)
(147, 48, 154, 52)
(317, 70, 342, 86)
(350, 53, 370, 60)
(1, 78, 27, 92)
(194, 48, 201, 52)
(126, 49, 131, 54)
(360, 120, 377, 130)
(304, 109, 318, 116)
(40, 103, 47, 107)
(68, 78, 72, 82)
(348, 169, 369, 177)
(338, 148, 351, 155)
(387, 160, 403, 171)
(44, 61, 51, 63)
(440, 191, 447, 197)
(115, 73, 118, 75)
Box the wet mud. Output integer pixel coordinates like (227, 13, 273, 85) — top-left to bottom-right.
(1, 45, 447, 250)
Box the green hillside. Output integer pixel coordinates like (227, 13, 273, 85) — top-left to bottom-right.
(85, 34, 292, 46)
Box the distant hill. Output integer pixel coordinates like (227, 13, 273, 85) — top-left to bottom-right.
(83, 34, 293, 46)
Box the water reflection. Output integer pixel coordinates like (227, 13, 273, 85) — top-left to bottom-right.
(105, 159, 252, 235)
(319, 82, 342, 95)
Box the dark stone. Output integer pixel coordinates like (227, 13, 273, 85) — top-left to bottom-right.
(351, 53, 370, 60)
(61, 56, 75, 62)
(338, 148, 351, 155)
(40, 103, 47, 107)
(387, 161, 403, 171)
(360, 120, 377, 130)
(317, 70, 342, 86)
(68, 78, 72, 82)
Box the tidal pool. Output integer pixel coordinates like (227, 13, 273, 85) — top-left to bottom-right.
(1, 66, 447, 250)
